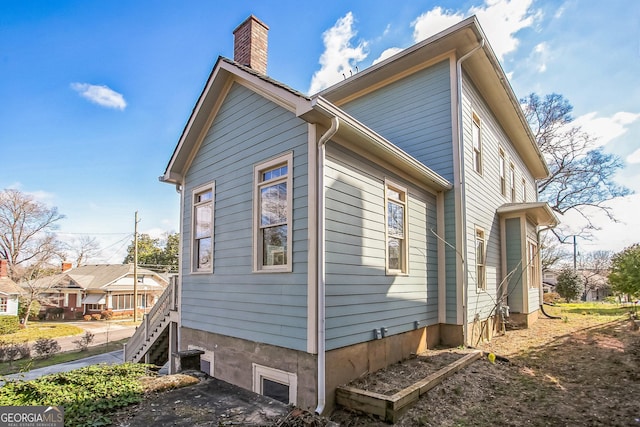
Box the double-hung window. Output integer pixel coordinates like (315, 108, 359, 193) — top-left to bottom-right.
(254, 153, 292, 272)
(192, 183, 214, 273)
(472, 112, 482, 174)
(528, 241, 540, 288)
(385, 181, 408, 274)
(476, 228, 486, 290)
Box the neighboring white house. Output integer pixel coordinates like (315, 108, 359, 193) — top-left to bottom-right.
(0, 259, 22, 316)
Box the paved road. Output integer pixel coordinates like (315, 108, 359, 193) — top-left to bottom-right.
(2, 321, 138, 383)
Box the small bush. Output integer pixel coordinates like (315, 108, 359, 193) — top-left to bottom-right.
(75, 311, 85, 319)
(91, 314, 102, 321)
(101, 309, 114, 320)
(73, 331, 95, 351)
(2, 341, 30, 364)
(0, 316, 20, 335)
(83, 314, 92, 321)
(33, 337, 61, 359)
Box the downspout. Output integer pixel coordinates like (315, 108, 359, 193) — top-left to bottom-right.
(315, 116, 339, 415)
(456, 38, 484, 347)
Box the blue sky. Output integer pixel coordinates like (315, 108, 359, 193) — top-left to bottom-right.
(2, 0, 639, 263)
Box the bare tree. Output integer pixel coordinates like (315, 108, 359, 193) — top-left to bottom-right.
(0, 189, 65, 280)
(19, 263, 65, 327)
(522, 93, 631, 231)
(540, 231, 569, 272)
(71, 235, 101, 267)
(577, 250, 613, 299)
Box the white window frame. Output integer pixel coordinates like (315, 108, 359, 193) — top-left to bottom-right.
(252, 363, 297, 405)
(527, 240, 540, 288)
(253, 152, 293, 272)
(472, 112, 482, 175)
(509, 163, 516, 202)
(191, 182, 215, 274)
(384, 180, 408, 275)
(475, 228, 486, 291)
(499, 148, 507, 197)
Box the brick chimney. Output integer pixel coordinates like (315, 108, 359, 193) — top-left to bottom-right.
(0, 259, 8, 278)
(233, 15, 269, 74)
(62, 262, 73, 272)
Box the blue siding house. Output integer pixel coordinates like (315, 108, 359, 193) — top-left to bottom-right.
(160, 15, 557, 412)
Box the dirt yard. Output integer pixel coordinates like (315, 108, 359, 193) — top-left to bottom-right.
(331, 308, 640, 426)
(115, 307, 640, 426)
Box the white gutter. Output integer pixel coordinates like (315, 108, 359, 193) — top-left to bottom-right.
(456, 38, 484, 347)
(315, 117, 339, 415)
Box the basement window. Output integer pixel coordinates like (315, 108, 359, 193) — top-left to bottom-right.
(252, 363, 297, 405)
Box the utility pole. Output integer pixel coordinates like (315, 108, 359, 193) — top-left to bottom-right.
(573, 235, 577, 271)
(134, 211, 139, 322)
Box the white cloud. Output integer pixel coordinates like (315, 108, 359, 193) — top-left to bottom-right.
(308, 12, 368, 94)
(573, 111, 640, 148)
(71, 82, 127, 110)
(626, 148, 640, 164)
(469, 0, 538, 60)
(411, 7, 465, 42)
(532, 42, 548, 72)
(372, 47, 404, 65)
(410, 1, 539, 61)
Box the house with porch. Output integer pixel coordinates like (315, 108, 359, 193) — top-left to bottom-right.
(0, 259, 22, 316)
(137, 15, 557, 412)
(29, 264, 168, 319)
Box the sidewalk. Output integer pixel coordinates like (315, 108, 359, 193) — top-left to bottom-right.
(51, 320, 137, 352)
(4, 350, 124, 382)
(2, 321, 138, 383)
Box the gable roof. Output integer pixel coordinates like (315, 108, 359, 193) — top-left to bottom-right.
(0, 277, 23, 295)
(318, 16, 548, 180)
(26, 264, 168, 291)
(161, 58, 451, 192)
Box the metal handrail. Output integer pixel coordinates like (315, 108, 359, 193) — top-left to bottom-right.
(124, 276, 177, 361)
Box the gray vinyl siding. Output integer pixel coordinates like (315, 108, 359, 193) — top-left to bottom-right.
(461, 73, 536, 320)
(505, 217, 523, 313)
(444, 191, 458, 324)
(340, 60, 455, 181)
(324, 144, 438, 350)
(181, 82, 309, 351)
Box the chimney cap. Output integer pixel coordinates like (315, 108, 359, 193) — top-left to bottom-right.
(232, 15, 269, 34)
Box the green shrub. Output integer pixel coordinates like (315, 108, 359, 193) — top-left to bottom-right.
(1, 341, 30, 363)
(33, 337, 61, 359)
(0, 363, 154, 427)
(0, 315, 20, 335)
(73, 331, 95, 351)
(17, 298, 40, 321)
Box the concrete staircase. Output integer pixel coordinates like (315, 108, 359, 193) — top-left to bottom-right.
(124, 276, 178, 366)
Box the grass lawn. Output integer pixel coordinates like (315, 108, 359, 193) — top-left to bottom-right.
(552, 302, 633, 317)
(0, 338, 129, 376)
(0, 322, 84, 344)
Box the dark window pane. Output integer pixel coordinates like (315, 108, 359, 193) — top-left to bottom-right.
(262, 378, 289, 404)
